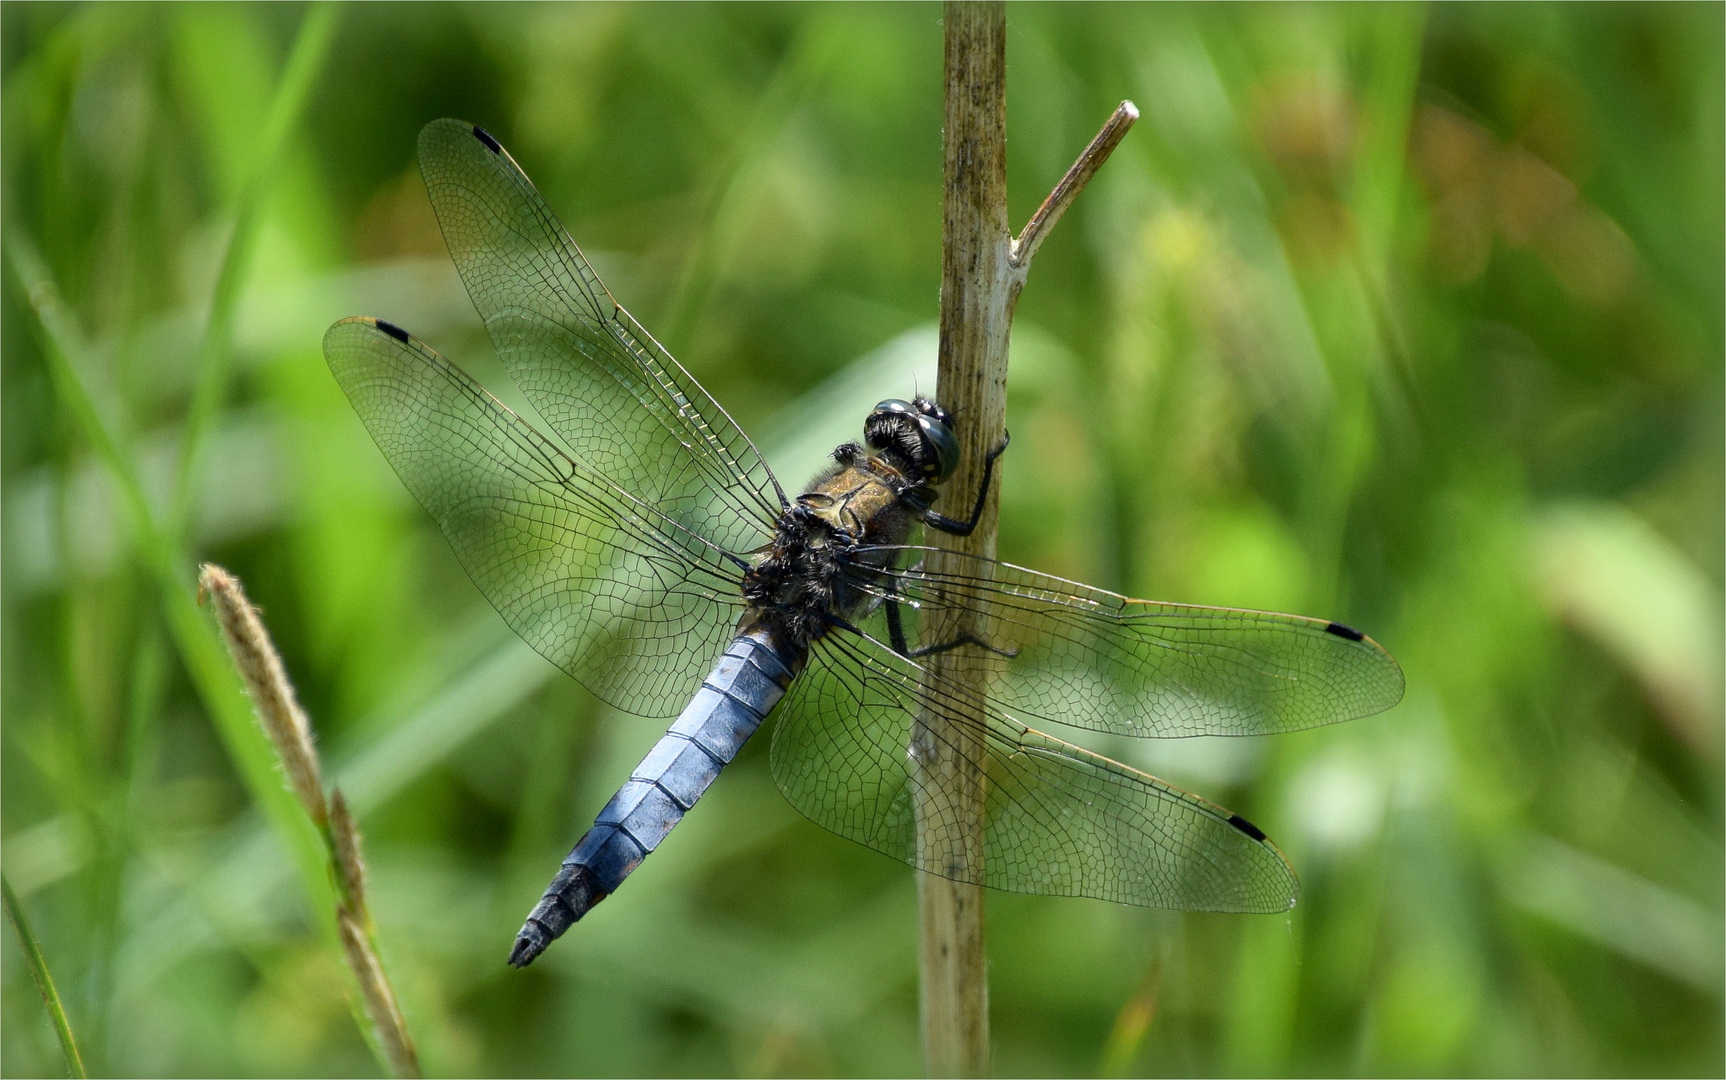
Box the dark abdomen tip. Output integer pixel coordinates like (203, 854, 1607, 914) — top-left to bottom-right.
(508, 922, 552, 968)
(507, 861, 608, 968)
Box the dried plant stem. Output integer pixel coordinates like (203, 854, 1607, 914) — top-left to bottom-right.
(920, 6, 1007, 1077)
(921, 4, 1136, 1076)
(200, 565, 421, 1079)
(3, 873, 87, 1079)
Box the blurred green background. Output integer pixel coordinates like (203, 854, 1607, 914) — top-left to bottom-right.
(4, 2, 1721, 1076)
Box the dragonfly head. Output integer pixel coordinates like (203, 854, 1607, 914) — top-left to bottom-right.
(866, 398, 960, 484)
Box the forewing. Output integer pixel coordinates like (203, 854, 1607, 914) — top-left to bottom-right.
(417, 118, 783, 557)
(324, 317, 745, 718)
(770, 625, 1299, 912)
(860, 549, 1404, 737)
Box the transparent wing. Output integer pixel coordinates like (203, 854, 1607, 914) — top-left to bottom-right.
(324, 316, 746, 718)
(851, 548, 1404, 737)
(417, 118, 784, 558)
(770, 622, 1299, 912)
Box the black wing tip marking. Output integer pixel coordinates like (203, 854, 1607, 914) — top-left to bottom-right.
(472, 125, 502, 154)
(1321, 621, 1408, 709)
(373, 318, 412, 344)
(1227, 813, 1268, 842)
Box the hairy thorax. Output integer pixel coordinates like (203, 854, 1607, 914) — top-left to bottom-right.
(740, 452, 918, 654)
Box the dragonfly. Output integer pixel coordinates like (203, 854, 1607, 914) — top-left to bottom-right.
(324, 119, 1404, 968)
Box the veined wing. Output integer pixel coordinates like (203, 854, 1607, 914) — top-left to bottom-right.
(417, 118, 783, 558)
(852, 548, 1404, 738)
(770, 622, 1297, 911)
(324, 317, 747, 719)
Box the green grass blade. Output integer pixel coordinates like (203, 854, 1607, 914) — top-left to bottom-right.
(172, 0, 341, 538)
(4, 229, 339, 943)
(3, 873, 88, 1079)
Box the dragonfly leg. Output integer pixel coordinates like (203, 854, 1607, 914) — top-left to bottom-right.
(907, 632, 1018, 661)
(920, 432, 1010, 536)
(881, 578, 1018, 660)
(510, 634, 792, 967)
(885, 594, 912, 656)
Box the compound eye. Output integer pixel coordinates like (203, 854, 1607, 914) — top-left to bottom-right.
(918, 415, 961, 481)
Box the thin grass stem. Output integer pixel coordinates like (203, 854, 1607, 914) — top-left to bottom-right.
(1097, 956, 1162, 1077)
(3, 873, 88, 1079)
(4, 227, 339, 968)
(171, 0, 340, 539)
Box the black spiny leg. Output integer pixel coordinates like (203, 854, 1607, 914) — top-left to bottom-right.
(880, 568, 1019, 661)
(909, 633, 1018, 661)
(919, 433, 1010, 537)
(885, 593, 913, 657)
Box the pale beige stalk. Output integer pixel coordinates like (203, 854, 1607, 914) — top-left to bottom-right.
(330, 792, 417, 1076)
(330, 790, 368, 912)
(199, 564, 421, 1079)
(200, 564, 328, 828)
(923, 5, 1136, 1076)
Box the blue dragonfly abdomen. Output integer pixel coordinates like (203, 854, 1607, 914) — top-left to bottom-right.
(509, 630, 797, 966)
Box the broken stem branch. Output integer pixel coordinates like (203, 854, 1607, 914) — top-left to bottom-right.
(1011, 101, 1139, 270)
